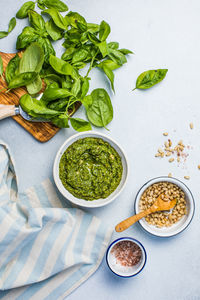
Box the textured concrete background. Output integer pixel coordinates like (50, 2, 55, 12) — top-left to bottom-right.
(0, 0, 200, 299)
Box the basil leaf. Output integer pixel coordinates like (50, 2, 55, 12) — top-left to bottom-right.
(87, 23, 100, 34)
(8, 17, 16, 33)
(5, 54, 20, 84)
(48, 98, 68, 110)
(62, 39, 73, 49)
(80, 32, 89, 44)
(77, 22, 87, 33)
(0, 32, 8, 39)
(44, 73, 62, 84)
(61, 47, 76, 61)
(0, 55, 3, 78)
(16, 26, 38, 49)
(98, 59, 120, 71)
(71, 78, 81, 96)
(80, 31, 88, 44)
(64, 32, 81, 47)
(61, 77, 72, 89)
(20, 94, 60, 117)
(43, 0, 68, 12)
(0, 17, 16, 39)
(66, 11, 87, 29)
(134, 69, 168, 90)
(27, 75, 42, 95)
(16, 1, 35, 19)
(19, 42, 44, 95)
(19, 42, 44, 73)
(99, 64, 115, 92)
(40, 65, 55, 77)
(99, 20, 110, 41)
(84, 88, 113, 128)
(42, 9, 68, 30)
(45, 19, 63, 41)
(72, 49, 88, 64)
(42, 87, 73, 102)
(73, 62, 86, 69)
(51, 114, 69, 127)
(82, 94, 92, 110)
(70, 118, 92, 132)
(98, 41, 108, 58)
(108, 49, 127, 66)
(49, 55, 78, 78)
(80, 77, 89, 99)
(8, 72, 38, 90)
(28, 10, 46, 32)
(44, 78, 60, 89)
(88, 32, 100, 44)
(108, 42, 119, 50)
(37, 36, 55, 63)
(37, 0, 46, 10)
(119, 48, 133, 55)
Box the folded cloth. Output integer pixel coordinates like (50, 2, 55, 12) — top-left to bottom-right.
(0, 141, 113, 300)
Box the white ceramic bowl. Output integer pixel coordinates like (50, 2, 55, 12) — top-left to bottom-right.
(53, 131, 128, 208)
(134, 177, 195, 237)
(106, 237, 147, 277)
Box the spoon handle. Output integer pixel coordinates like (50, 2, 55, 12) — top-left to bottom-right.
(115, 208, 154, 232)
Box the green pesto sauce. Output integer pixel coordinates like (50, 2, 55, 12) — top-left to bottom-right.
(59, 137, 123, 200)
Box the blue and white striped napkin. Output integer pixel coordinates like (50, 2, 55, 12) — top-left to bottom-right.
(0, 141, 113, 300)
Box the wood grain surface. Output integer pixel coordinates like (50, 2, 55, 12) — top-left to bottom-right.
(0, 52, 81, 142)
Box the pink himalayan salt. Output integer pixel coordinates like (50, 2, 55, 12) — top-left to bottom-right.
(111, 240, 142, 267)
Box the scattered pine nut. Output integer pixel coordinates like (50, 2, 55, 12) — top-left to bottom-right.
(178, 140, 183, 146)
(166, 152, 171, 157)
(168, 139, 172, 147)
(189, 123, 194, 129)
(198, 165, 200, 170)
(168, 173, 172, 177)
(184, 176, 190, 180)
(164, 141, 169, 147)
(154, 136, 191, 168)
(163, 132, 168, 136)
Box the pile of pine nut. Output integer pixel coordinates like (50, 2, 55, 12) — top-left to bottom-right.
(139, 182, 187, 227)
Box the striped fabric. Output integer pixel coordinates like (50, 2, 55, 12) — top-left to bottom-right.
(0, 141, 113, 300)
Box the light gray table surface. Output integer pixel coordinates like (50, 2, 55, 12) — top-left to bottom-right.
(0, 0, 200, 299)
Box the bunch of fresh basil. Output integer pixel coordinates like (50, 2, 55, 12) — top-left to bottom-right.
(0, 0, 132, 131)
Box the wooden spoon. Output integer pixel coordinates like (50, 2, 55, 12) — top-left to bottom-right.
(115, 195, 177, 232)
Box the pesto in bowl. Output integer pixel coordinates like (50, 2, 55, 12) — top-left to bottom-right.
(59, 137, 123, 200)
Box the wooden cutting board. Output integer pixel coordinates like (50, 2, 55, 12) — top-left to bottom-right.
(0, 52, 81, 142)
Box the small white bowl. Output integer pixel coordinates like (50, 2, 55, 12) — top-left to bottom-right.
(53, 131, 128, 208)
(134, 176, 195, 237)
(106, 237, 147, 277)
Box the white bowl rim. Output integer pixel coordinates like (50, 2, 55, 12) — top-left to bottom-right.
(106, 237, 147, 277)
(134, 176, 195, 237)
(53, 131, 129, 208)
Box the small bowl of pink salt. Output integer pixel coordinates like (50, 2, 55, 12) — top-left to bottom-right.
(106, 237, 147, 277)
